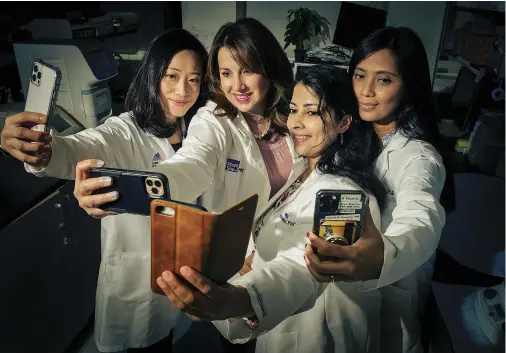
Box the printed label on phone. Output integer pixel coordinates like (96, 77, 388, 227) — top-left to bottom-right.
(340, 194, 362, 202)
(325, 214, 361, 221)
(338, 200, 363, 210)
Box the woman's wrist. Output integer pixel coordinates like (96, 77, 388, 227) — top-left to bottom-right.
(228, 285, 256, 319)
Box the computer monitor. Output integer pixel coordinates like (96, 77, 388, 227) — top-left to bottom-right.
(333, 2, 387, 50)
(448, 66, 483, 131)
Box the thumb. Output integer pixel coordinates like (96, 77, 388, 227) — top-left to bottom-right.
(361, 198, 378, 237)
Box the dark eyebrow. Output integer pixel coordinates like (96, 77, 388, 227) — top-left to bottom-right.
(355, 66, 398, 77)
(303, 103, 318, 107)
(289, 101, 297, 106)
(376, 70, 398, 76)
(166, 67, 201, 76)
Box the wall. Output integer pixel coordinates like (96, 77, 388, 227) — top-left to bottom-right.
(182, 1, 237, 51)
(181, 1, 389, 59)
(386, 2, 448, 85)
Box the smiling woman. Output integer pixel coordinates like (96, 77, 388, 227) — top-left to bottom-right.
(306, 27, 446, 353)
(0, 28, 209, 353)
(160, 50, 203, 118)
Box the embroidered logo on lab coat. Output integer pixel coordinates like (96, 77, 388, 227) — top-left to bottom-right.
(280, 211, 296, 226)
(225, 158, 244, 173)
(152, 152, 164, 167)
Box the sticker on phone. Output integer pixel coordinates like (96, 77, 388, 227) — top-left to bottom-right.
(319, 220, 358, 245)
(339, 200, 363, 209)
(340, 194, 362, 202)
(325, 214, 361, 221)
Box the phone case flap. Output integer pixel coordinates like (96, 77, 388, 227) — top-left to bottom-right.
(150, 194, 258, 295)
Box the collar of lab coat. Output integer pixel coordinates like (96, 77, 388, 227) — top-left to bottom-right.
(375, 131, 409, 173)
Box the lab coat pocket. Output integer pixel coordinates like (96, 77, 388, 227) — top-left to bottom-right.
(260, 332, 298, 353)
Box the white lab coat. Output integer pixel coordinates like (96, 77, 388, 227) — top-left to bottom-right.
(213, 170, 383, 353)
(26, 113, 183, 352)
(361, 132, 446, 353)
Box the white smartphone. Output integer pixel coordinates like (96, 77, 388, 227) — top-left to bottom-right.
(24, 60, 62, 133)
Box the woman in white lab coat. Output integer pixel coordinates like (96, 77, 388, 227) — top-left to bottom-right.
(0, 29, 208, 353)
(73, 18, 297, 353)
(305, 27, 446, 353)
(155, 65, 387, 353)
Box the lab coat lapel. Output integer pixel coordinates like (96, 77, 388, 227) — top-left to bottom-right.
(374, 132, 409, 179)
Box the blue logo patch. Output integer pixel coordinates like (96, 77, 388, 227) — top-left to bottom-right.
(225, 158, 241, 173)
(152, 152, 164, 167)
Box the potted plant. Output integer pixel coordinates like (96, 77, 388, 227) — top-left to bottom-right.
(283, 8, 331, 62)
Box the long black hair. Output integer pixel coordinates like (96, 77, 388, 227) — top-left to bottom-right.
(125, 28, 208, 138)
(349, 26, 439, 147)
(208, 18, 293, 134)
(295, 65, 385, 208)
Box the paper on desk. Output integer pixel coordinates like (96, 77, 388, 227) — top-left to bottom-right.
(431, 281, 503, 353)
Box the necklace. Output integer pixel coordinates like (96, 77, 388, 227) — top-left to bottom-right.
(252, 118, 272, 140)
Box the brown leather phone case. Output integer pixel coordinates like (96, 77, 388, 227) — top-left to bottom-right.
(150, 194, 258, 295)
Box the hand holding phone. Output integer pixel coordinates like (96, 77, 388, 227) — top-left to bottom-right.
(313, 190, 367, 246)
(87, 167, 171, 216)
(0, 112, 52, 166)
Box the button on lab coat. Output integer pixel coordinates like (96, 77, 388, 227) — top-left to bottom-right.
(213, 171, 383, 353)
(361, 133, 446, 353)
(26, 113, 182, 352)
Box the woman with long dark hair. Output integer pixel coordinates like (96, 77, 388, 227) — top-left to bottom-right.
(155, 65, 385, 353)
(305, 27, 446, 353)
(1, 29, 208, 353)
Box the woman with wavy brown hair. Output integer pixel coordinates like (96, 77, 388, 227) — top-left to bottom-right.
(73, 17, 297, 352)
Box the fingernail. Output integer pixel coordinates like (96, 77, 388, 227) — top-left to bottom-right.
(103, 177, 112, 185)
(162, 271, 171, 281)
(306, 232, 310, 238)
(96, 160, 105, 167)
(181, 267, 189, 276)
(109, 191, 118, 199)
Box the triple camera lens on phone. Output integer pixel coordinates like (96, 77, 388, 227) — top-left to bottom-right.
(145, 177, 164, 198)
(31, 63, 42, 86)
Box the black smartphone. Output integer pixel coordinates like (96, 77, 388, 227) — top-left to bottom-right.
(313, 189, 367, 246)
(88, 167, 171, 216)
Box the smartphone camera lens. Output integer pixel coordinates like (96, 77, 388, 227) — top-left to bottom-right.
(37, 72, 42, 79)
(151, 187, 159, 195)
(32, 74, 37, 82)
(33, 65, 39, 73)
(146, 179, 153, 186)
(154, 180, 161, 187)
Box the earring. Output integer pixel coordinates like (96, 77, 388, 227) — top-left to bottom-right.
(340, 133, 344, 146)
